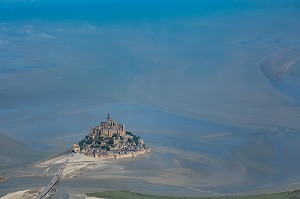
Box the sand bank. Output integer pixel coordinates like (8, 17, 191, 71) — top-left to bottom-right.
(0, 191, 106, 199)
(33, 152, 108, 179)
(0, 176, 6, 183)
(0, 188, 42, 199)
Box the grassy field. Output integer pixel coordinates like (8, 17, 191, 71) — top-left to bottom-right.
(87, 189, 300, 199)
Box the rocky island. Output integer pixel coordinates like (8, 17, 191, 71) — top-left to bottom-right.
(72, 113, 151, 159)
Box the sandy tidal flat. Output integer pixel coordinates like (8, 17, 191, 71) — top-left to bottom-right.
(0, 189, 105, 199)
(0, 188, 42, 199)
(1, 153, 109, 198)
(33, 153, 109, 179)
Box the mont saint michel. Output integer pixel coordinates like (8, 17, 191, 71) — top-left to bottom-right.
(72, 113, 151, 159)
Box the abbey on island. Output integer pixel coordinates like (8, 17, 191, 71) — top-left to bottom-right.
(91, 113, 126, 138)
(72, 113, 151, 159)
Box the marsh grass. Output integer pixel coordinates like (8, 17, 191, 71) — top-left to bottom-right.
(87, 189, 300, 199)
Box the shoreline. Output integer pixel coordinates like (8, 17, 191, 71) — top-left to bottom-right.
(3, 188, 300, 199)
(85, 189, 300, 199)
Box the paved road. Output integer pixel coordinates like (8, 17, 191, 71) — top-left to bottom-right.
(35, 160, 68, 199)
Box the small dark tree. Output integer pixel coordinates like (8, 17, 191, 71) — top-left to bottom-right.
(92, 144, 100, 148)
(133, 135, 139, 145)
(112, 133, 119, 139)
(126, 131, 133, 136)
(95, 138, 101, 145)
(78, 139, 85, 147)
(86, 139, 92, 145)
(101, 145, 110, 151)
(108, 137, 114, 145)
(128, 138, 133, 143)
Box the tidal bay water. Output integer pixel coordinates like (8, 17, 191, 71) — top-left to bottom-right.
(1, 0, 300, 197)
(1, 103, 300, 196)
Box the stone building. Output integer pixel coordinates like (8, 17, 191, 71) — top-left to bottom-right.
(72, 143, 80, 153)
(89, 113, 126, 138)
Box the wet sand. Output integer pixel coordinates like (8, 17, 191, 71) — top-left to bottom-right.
(0, 188, 42, 199)
(2, 143, 300, 198)
(1, 3, 300, 198)
(1, 103, 300, 197)
(0, 188, 102, 199)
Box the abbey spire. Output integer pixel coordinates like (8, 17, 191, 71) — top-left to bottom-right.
(107, 112, 111, 121)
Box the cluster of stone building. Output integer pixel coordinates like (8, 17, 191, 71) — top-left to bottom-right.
(72, 113, 151, 159)
(90, 112, 126, 138)
(73, 144, 151, 159)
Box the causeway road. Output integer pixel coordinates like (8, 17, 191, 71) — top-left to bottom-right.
(35, 160, 68, 199)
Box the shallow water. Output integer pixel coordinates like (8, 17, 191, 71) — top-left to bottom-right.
(1, 0, 300, 197)
(1, 103, 300, 196)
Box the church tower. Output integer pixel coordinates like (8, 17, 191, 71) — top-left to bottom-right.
(107, 112, 111, 121)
